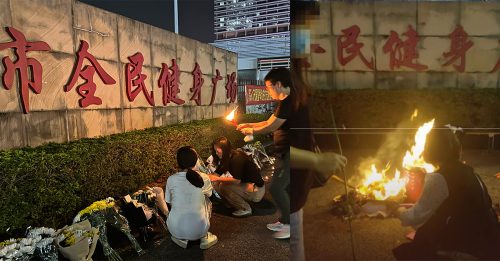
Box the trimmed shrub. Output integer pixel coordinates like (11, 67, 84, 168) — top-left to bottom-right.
(311, 89, 500, 128)
(0, 114, 268, 239)
(308, 89, 500, 150)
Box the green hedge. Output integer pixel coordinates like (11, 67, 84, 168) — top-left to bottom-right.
(311, 89, 500, 128)
(0, 114, 268, 239)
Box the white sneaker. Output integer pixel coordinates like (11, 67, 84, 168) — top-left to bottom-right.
(200, 232, 218, 249)
(266, 221, 284, 232)
(272, 224, 290, 239)
(232, 209, 252, 217)
(171, 236, 188, 248)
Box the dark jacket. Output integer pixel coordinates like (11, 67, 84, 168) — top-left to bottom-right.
(414, 161, 500, 259)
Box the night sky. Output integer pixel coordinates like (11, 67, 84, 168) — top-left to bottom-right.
(79, 0, 215, 43)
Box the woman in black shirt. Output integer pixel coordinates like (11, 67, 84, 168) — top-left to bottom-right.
(207, 137, 265, 217)
(238, 68, 293, 239)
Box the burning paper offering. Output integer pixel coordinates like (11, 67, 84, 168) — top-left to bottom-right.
(332, 115, 437, 218)
(226, 106, 254, 142)
(225, 106, 238, 126)
(356, 119, 435, 202)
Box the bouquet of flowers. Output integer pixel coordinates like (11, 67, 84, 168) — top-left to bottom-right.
(125, 187, 169, 239)
(0, 227, 57, 261)
(240, 141, 275, 169)
(121, 194, 154, 226)
(0, 238, 35, 261)
(240, 141, 275, 182)
(73, 197, 116, 223)
(55, 220, 99, 261)
(74, 198, 144, 261)
(131, 188, 157, 209)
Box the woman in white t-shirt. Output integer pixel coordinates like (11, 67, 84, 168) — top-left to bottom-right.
(165, 146, 218, 249)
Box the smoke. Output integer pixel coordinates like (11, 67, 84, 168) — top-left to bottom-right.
(350, 112, 420, 185)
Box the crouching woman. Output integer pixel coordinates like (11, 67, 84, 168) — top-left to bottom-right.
(393, 127, 500, 260)
(208, 137, 265, 217)
(165, 146, 218, 249)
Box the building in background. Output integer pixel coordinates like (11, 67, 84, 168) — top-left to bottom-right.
(212, 0, 290, 81)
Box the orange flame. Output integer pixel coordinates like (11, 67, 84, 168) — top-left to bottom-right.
(410, 109, 418, 121)
(357, 118, 436, 201)
(225, 107, 238, 123)
(358, 164, 407, 200)
(402, 119, 436, 173)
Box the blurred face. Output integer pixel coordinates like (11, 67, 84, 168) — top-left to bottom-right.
(214, 145, 223, 158)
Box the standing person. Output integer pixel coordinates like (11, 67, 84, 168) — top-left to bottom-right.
(288, 1, 347, 258)
(393, 127, 500, 260)
(165, 146, 218, 249)
(286, 56, 347, 260)
(289, 148, 346, 259)
(207, 137, 265, 217)
(238, 68, 293, 239)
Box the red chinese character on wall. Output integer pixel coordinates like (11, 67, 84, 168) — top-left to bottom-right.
(210, 69, 222, 105)
(491, 58, 500, 73)
(158, 59, 184, 105)
(0, 27, 51, 113)
(311, 44, 326, 53)
(382, 25, 428, 71)
(65, 40, 116, 108)
(190, 62, 204, 105)
(225, 72, 237, 103)
(442, 25, 473, 73)
(125, 52, 154, 106)
(337, 25, 375, 70)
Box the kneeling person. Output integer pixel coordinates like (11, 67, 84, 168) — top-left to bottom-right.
(209, 137, 265, 217)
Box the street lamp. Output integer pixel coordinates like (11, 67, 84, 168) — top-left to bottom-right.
(174, 0, 178, 34)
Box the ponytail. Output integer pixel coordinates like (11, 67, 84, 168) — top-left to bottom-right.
(186, 169, 204, 188)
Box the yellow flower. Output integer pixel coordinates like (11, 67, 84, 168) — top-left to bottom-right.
(63, 234, 76, 247)
(60, 228, 96, 247)
(0, 240, 15, 247)
(83, 231, 95, 238)
(78, 199, 115, 217)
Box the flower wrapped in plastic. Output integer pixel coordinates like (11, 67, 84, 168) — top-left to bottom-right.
(240, 141, 275, 182)
(0, 238, 32, 261)
(73, 198, 144, 261)
(125, 187, 169, 236)
(0, 227, 57, 261)
(131, 186, 170, 219)
(131, 188, 156, 207)
(27, 227, 58, 261)
(55, 220, 98, 261)
(121, 194, 154, 227)
(240, 141, 275, 169)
